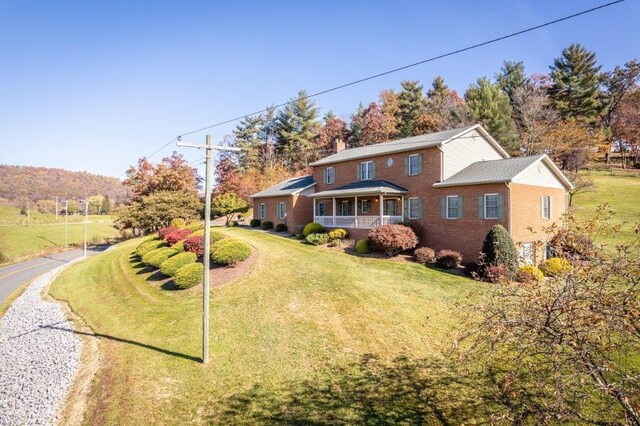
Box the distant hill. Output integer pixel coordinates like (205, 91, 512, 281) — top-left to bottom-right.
(0, 165, 129, 204)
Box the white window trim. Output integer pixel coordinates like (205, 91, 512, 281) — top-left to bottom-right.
(317, 201, 326, 216)
(446, 195, 460, 220)
(408, 154, 420, 176)
(278, 202, 286, 220)
(360, 161, 373, 180)
(325, 167, 335, 184)
(408, 197, 420, 219)
(259, 203, 266, 220)
(484, 193, 499, 220)
(542, 195, 551, 220)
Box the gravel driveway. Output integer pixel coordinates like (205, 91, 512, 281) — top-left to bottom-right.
(0, 260, 83, 425)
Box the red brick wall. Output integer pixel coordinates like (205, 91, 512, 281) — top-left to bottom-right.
(252, 194, 313, 233)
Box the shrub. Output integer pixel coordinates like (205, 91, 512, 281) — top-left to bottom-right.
(463, 261, 482, 278)
(146, 248, 178, 269)
(305, 233, 330, 246)
(368, 224, 418, 257)
(166, 228, 192, 245)
(328, 239, 341, 247)
(135, 240, 168, 257)
(549, 229, 593, 260)
(516, 265, 544, 283)
(158, 226, 178, 240)
(354, 239, 371, 254)
(485, 264, 510, 284)
(539, 257, 572, 277)
(481, 224, 519, 277)
(249, 219, 261, 227)
(211, 239, 252, 266)
(414, 247, 436, 264)
(183, 236, 205, 257)
(173, 263, 204, 289)
(187, 228, 226, 242)
(296, 234, 305, 240)
(436, 249, 462, 269)
(303, 222, 325, 237)
(228, 221, 239, 227)
(171, 241, 185, 253)
(261, 221, 274, 230)
(170, 218, 186, 228)
(275, 223, 288, 232)
(141, 247, 173, 267)
(401, 220, 425, 243)
(184, 222, 203, 232)
(142, 233, 160, 243)
(328, 228, 348, 240)
(160, 252, 198, 276)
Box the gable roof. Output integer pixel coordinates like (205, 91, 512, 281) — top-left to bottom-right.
(310, 124, 509, 166)
(310, 179, 408, 198)
(433, 154, 573, 189)
(250, 175, 315, 198)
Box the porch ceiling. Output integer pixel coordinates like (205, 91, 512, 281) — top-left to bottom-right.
(309, 180, 407, 198)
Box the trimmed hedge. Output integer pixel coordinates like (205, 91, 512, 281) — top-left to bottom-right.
(275, 223, 288, 232)
(414, 247, 436, 264)
(158, 226, 178, 240)
(142, 233, 160, 243)
(261, 221, 274, 230)
(136, 240, 169, 258)
(354, 239, 371, 254)
(328, 228, 348, 240)
(303, 222, 325, 237)
(187, 229, 227, 242)
(211, 239, 252, 266)
(184, 222, 204, 232)
(142, 247, 175, 267)
(368, 224, 418, 257)
(516, 265, 544, 283)
(166, 228, 192, 245)
(146, 248, 178, 269)
(171, 241, 185, 253)
(249, 219, 261, 227)
(436, 249, 462, 269)
(160, 252, 198, 277)
(539, 257, 572, 277)
(173, 263, 204, 289)
(481, 224, 519, 277)
(305, 233, 330, 246)
(183, 236, 205, 257)
(170, 218, 186, 228)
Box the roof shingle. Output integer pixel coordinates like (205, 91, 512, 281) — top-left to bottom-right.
(434, 155, 545, 187)
(310, 180, 407, 198)
(250, 175, 315, 198)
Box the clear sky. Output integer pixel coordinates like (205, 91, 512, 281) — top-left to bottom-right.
(1, 0, 638, 179)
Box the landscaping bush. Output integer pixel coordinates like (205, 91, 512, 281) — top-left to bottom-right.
(187, 228, 226, 242)
(166, 228, 192, 246)
(303, 222, 325, 237)
(328, 239, 341, 247)
(211, 239, 252, 266)
(516, 265, 544, 283)
(183, 236, 205, 257)
(146, 248, 178, 269)
(142, 233, 160, 243)
(539, 257, 572, 277)
(261, 221, 274, 230)
(170, 218, 186, 228)
(481, 224, 519, 277)
(401, 220, 425, 243)
(463, 261, 482, 278)
(171, 241, 185, 253)
(485, 264, 510, 284)
(173, 263, 204, 289)
(141, 247, 173, 267)
(549, 229, 593, 260)
(275, 223, 288, 232)
(184, 222, 203, 232)
(135, 240, 169, 257)
(413, 247, 436, 264)
(328, 228, 348, 240)
(296, 234, 305, 240)
(228, 221, 239, 227)
(249, 219, 261, 227)
(158, 226, 178, 240)
(436, 249, 462, 269)
(160, 252, 198, 276)
(305, 233, 330, 246)
(354, 239, 371, 254)
(368, 224, 418, 257)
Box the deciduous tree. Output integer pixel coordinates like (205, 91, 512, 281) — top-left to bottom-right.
(211, 192, 249, 224)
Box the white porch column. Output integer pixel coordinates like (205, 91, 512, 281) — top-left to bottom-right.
(401, 195, 405, 219)
(354, 195, 358, 228)
(313, 198, 316, 220)
(379, 194, 383, 226)
(332, 197, 336, 227)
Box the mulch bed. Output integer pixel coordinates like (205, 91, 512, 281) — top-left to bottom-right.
(207, 247, 258, 287)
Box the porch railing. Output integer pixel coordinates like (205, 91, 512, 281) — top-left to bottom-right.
(314, 215, 403, 229)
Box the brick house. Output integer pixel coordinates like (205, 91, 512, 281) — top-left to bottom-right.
(251, 124, 573, 264)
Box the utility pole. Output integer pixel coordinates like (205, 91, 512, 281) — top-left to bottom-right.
(64, 200, 69, 248)
(55, 196, 59, 222)
(177, 134, 240, 364)
(83, 199, 88, 257)
(27, 199, 30, 225)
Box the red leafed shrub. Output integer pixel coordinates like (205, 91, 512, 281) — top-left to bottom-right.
(183, 235, 205, 257)
(414, 247, 436, 264)
(368, 224, 418, 257)
(436, 249, 462, 269)
(166, 228, 192, 246)
(158, 226, 178, 240)
(485, 264, 510, 284)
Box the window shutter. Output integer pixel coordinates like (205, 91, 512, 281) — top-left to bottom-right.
(404, 155, 409, 175)
(357, 164, 361, 181)
(540, 196, 544, 219)
(458, 196, 464, 219)
(478, 195, 484, 219)
(371, 161, 376, 179)
(418, 154, 423, 174)
(417, 198, 423, 218)
(548, 197, 552, 218)
(440, 197, 446, 218)
(497, 194, 504, 219)
(404, 198, 409, 219)
(323, 168, 327, 184)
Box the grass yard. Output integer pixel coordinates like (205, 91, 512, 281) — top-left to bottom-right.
(50, 228, 502, 424)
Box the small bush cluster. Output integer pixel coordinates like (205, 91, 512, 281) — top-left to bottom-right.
(303, 222, 325, 237)
(275, 223, 288, 232)
(187, 228, 226, 242)
(173, 263, 204, 289)
(183, 236, 205, 257)
(135, 240, 169, 257)
(413, 247, 436, 264)
(515, 265, 544, 283)
(249, 219, 261, 227)
(436, 249, 462, 269)
(368, 224, 418, 257)
(401, 220, 425, 243)
(549, 229, 593, 260)
(211, 239, 252, 266)
(228, 221, 239, 227)
(305, 233, 330, 246)
(170, 218, 186, 228)
(171, 241, 185, 253)
(142, 233, 160, 243)
(146, 248, 178, 269)
(166, 228, 192, 245)
(160, 252, 197, 276)
(158, 226, 178, 240)
(328, 228, 348, 240)
(354, 239, 371, 254)
(261, 221, 274, 230)
(485, 264, 510, 284)
(539, 257, 572, 277)
(184, 222, 203, 232)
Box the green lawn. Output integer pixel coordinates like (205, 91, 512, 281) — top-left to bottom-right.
(50, 228, 499, 424)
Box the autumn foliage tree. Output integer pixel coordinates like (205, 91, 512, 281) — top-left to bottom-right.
(211, 192, 248, 225)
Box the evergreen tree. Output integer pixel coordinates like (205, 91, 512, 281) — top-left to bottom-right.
(495, 60, 527, 103)
(396, 80, 427, 137)
(276, 90, 320, 171)
(465, 77, 518, 153)
(100, 194, 111, 215)
(549, 44, 603, 122)
(481, 224, 519, 277)
(348, 103, 365, 147)
(426, 76, 471, 129)
(233, 115, 264, 172)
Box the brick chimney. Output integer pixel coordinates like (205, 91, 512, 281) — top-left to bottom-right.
(333, 138, 346, 153)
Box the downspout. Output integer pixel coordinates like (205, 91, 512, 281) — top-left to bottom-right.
(504, 182, 512, 235)
(437, 146, 445, 182)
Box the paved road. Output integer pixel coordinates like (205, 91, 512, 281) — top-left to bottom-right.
(0, 247, 108, 303)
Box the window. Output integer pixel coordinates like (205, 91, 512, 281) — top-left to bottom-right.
(383, 199, 397, 216)
(408, 198, 420, 219)
(519, 242, 534, 265)
(259, 203, 266, 219)
(278, 202, 286, 220)
(360, 200, 371, 214)
(338, 200, 351, 216)
(484, 194, 499, 219)
(360, 161, 374, 180)
(325, 167, 335, 184)
(317, 202, 326, 216)
(408, 154, 421, 175)
(541, 196, 551, 220)
(446, 195, 461, 219)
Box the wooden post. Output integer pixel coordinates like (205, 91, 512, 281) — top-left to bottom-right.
(354, 195, 358, 228)
(313, 198, 316, 222)
(202, 135, 212, 364)
(332, 197, 336, 227)
(379, 194, 383, 226)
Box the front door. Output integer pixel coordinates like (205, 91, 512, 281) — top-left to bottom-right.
(383, 199, 397, 215)
(338, 200, 352, 216)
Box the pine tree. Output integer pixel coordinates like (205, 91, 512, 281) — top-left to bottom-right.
(495, 60, 527, 103)
(426, 76, 471, 129)
(549, 44, 603, 122)
(396, 80, 427, 137)
(481, 224, 519, 277)
(465, 77, 518, 153)
(233, 115, 264, 172)
(100, 194, 111, 215)
(348, 103, 365, 147)
(276, 90, 320, 171)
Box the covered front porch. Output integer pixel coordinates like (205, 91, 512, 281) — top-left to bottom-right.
(310, 180, 407, 229)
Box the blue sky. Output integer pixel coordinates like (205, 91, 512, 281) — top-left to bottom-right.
(1, 0, 638, 179)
